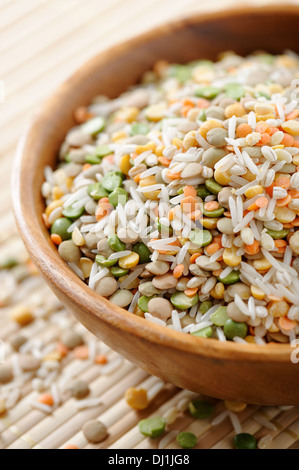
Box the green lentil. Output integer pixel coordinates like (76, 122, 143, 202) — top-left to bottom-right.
(131, 122, 150, 136)
(102, 171, 124, 193)
(138, 416, 166, 438)
(233, 433, 257, 449)
(205, 178, 223, 194)
(170, 292, 199, 310)
(203, 204, 225, 218)
(189, 229, 212, 247)
(195, 86, 221, 100)
(81, 116, 105, 136)
(223, 319, 248, 340)
(138, 295, 153, 312)
(218, 270, 240, 285)
(191, 326, 213, 338)
(197, 185, 211, 199)
(62, 203, 85, 220)
(94, 144, 111, 157)
(108, 235, 126, 252)
(199, 300, 213, 314)
(189, 400, 214, 419)
(210, 306, 228, 327)
(176, 432, 197, 449)
(198, 109, 206, 121)
(224, 83, 245, 100)
(110, 266, 129, 278)
(51, 217, 72, 240)
(85, 154, 102, 165)
(254, 91, 271, 100)
(87, 182, 109, 200)
(169, 64, 192, 83)
(0, 258, 18, 270)
(132, 242, 151, 263)
(95, 254, 117, 267)
(266, 228, 289, 239)
(108, 187, 128, 207)
(157, 219, 173, 235)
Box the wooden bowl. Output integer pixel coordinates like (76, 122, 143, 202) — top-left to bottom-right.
(13, 4, 299, 405)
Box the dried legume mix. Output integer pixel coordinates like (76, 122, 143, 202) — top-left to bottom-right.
(42, 51, 299, 344)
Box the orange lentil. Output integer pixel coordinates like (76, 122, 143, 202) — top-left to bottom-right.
(279, 316, 297, 331)
(94, 354, 108, 365)
(64, 444, 79, 449)
(167, 171, 181, 180)
(190, 253, 201, 263)
(281, 133, 295, 147)
(182, 105, 193, 117)
(134, 174, 141, 183)
(98, 197, 109, 204)
(247, 202, 259, 211)
(269, 127, 279, 135)
(95, 202, 113, 221)
(289, 189, 299, 198)
(213, 269, 223, 277)
(183, 99, 195, 107)
(158, 156, 170, 167)
(255, 197, 269, 208)
(283, 223, 294, 229)
(103, 154, 114, 164)
(73, 345, 89, 360)
(173, 264, 184, 279)
(244, 240, 259, 255)
(276, 194, 292, 207)
(204, 201, 220, 211)
(275, 176, 291, 189)
(56, 342, 69, 358)
(183, 185, 197, 198)
(223, 211, 232, 218)
(168, 208, 176, 221)
(158, 239, 180, 255)
(265, 182, 275, 197)
(256, 121, 269, 134)
(82, 163, 92, 171)
(236, 123, 252, 138)
(180, 196, 198, 212)
(188, 209, 202, 220)
(197, 98, 210, 108)
(74, 106, 93, 124)
(38, 393, 54, 407)
(50, 233, 62, 246)
(205, 242, 221, 256)
(274, 239, 287, 248)
(256, 132, 271, 146)
(293, 141, 299, 148)
(286, 109, 299, 120)
(213, 235, 222, 245)
(291, 217, 299, 227)
(184, 288, 198, 297)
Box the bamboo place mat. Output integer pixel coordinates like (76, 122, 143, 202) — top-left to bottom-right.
(1, 0, 299, 450)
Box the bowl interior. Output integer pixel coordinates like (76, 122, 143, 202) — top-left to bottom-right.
(14, 5, 299, 361)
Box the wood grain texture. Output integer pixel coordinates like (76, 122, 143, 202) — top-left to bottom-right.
(12, 4, 299, 405)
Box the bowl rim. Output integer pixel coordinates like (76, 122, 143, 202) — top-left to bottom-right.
(12, 3, 299, 364)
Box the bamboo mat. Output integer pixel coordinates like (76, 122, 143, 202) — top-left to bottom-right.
(1, 0, 299, 450)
